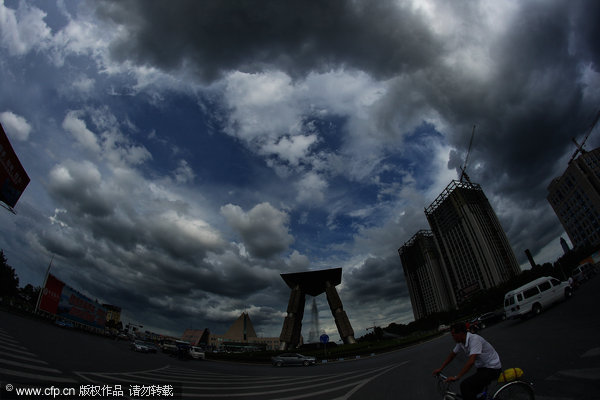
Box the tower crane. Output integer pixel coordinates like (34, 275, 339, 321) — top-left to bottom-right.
(570, 108, 600, 163)
(460, 125, 476, 183)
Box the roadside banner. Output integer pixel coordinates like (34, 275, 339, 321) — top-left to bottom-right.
(39, 273, 107, 329)
(58, 285, 107, 328)
(0, 122, 30, 208)
(39, 274, 64, 314)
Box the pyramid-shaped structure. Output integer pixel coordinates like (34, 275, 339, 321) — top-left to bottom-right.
(224, 312, 257, 342)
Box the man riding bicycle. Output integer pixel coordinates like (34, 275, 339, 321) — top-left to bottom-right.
(433, 322, 502, 400)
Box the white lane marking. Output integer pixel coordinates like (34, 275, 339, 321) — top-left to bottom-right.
(178, 362, 410, 398)
(333, 361, 409, 400)
(0, 357, 61, 373)
(1, 351, 49, 364)
(0, 367, 77, 382)
(549, 368, 600, 381)
(0, 343, 37, 356)
(581, 347, 600, 358)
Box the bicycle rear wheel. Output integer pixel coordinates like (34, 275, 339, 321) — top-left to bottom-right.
(492, 381, 534, 399)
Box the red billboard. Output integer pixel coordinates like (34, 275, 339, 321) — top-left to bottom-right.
(39, 274, 107, 329)
(39, 273, 65, 314)
(0, 122, 30, 208)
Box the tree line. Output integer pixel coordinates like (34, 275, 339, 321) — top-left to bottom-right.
(0, 250, 40, 312)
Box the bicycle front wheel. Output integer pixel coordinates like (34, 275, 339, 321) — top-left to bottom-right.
(492, 381, 534, 399)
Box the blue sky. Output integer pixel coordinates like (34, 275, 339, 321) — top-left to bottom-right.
(1, 0, 599, 340)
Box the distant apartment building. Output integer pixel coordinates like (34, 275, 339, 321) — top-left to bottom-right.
(547, 147, 600, 249)
(400, 180, 520, 319)
(398, 230, 455, 320)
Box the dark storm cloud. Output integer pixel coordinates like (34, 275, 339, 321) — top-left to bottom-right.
(439, 1, 600, 188)
(95, 0, 441, 82)
(427, 1, 600, 260)
(94, 0, 600, 201)
(38, 152, 288, 333)
(221, 203, 294, 259)
(571, 1, 600, 69)
(47, 161, 115, 218)
(345, 255, 406, 302)
(345, 0, 600, 264)
(38, 230, 87, 260)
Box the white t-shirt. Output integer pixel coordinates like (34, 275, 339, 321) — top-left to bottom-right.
(453, 332, 501, 369)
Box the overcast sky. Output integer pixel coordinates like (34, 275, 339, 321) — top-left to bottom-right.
(1, 0, 599, 341)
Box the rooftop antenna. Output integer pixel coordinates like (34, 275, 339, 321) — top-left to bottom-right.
(460, 125, 476, 183)
(570, 108, 600, 163)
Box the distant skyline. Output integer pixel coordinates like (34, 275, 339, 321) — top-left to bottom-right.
(1, 0, 599, 341)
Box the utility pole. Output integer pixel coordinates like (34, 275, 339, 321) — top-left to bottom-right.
(34, 255, 54, 314)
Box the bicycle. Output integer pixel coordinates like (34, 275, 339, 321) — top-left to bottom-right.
(435, 372, 535, 399)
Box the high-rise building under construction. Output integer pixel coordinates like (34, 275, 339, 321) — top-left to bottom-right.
(400, 180, 521, 320)
(399, 230, 454, 320)
(547, 147, 600, 249)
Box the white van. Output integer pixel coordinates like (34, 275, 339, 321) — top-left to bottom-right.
(572, 263, 597, 284)
(504, 276, 573, 319)
(189, 346, 205, 360)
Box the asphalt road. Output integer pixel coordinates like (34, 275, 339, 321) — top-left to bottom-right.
(1, 275, 599, 399)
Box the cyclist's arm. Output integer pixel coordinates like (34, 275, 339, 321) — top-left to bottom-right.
(449, 353, 477, 381)
(433, 351, 457, 375)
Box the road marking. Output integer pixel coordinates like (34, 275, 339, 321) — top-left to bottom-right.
(548, 368, 600, 381)
(0, 339, 30, 351)
(77, 372, 142, 384)
(178, 379, 363, 398)
(75, 361, 411, 399)
(333, 361, 410, 400)
(0, 358, 62, 373)
(534, 396, 574, 400)
(1, 350, 49, 364)
(581, 347, 600, 358)
(151, 367, 360, 387)
(176, 362, 410, 398)
(74, 365, 172, 383)
(0, 343, 37, 356)
(178, 363, 407, 391)
(0, 367, 77, 382)
(0, 328, 75, 384)
(0, 332, 21, 345)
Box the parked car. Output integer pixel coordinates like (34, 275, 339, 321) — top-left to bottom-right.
(130, 340, 156, 353)
(471, 311, 505, 330)
(504, 276, 572, 319)
(55, 319, 74, 329)
(161, 342, 178, 354)
(271, 353, 316, 367)
(144, 342, 158, 353)
(189, 346, 206, 360)
(572, 263, 597, 284)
